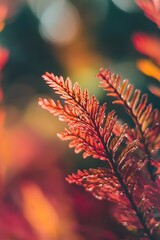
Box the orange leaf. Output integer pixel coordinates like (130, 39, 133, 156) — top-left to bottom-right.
(137, 59, 160, 81)
(21, 183, 60, 239)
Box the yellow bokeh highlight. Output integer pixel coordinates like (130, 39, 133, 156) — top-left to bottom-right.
(23, 98, 65, 138)
(0, 21, 5, 32)
(0, 109, 13, 179)
(137, 59, 160, 81)
(21, 183, 60, 240)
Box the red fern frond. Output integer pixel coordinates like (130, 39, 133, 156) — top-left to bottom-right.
(67, 166, 159, 238)
(97, 68, 160, 181)
(39, 73, 119, 162)
(39, 72, 158, 239)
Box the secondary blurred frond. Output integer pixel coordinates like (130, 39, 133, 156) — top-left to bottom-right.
(98, 68, 160, 181)
(132, 33, 160, 66)
(136, 59, 160, 82)
(136, 0, 160, 27)
(149, 85, 160, 98)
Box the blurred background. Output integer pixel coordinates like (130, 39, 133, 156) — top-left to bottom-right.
(0, 0, 159, 239)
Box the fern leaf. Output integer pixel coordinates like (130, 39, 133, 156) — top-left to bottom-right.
(39, 72, 156, 239)
(67, 167, 154, 236)
(66, 167, 130, 204)
(39, 73, 118, 162)
(138, 185, 160, 238)
(114, 208, 143, 233)
(97, 68, 160, 181)
(97, 69, 159, 146)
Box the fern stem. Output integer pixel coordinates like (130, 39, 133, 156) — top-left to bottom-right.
(88, 118, 154, 239)
(98, 134, 154, 239)
(109, 156, 153, 240)
(99, 73, 155, 182)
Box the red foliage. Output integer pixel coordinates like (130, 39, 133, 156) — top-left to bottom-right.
(98, 69, 160, 180)
(0, 47, 9, 71)
(39, 70, 160, 239)
(132, 33, 160, 65)
(136, 0, 160, 27)
(149, 85, 160, 97)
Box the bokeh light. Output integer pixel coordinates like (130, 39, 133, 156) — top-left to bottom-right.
(137, 59, 160, 81)
(0, 0, 22, 21)
(27, 0, 81, 46)
(21, 183, 60, 239)
(0, 4, 8, 22)
(26, 0, 52, 17)
(0, 47, 9, 71)
(112, 0, 138, 12)
(39, 1, 81, 46)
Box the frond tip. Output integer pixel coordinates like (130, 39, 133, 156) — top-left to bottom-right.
(97, 68, 160, 181)
(38, 73, 120, 161)
(97, 68, 154, 137)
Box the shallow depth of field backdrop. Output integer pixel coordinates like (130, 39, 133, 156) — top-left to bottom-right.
(0, 0, 159, 239)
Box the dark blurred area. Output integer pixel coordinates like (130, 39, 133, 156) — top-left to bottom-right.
(0, 0, 159, 239)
